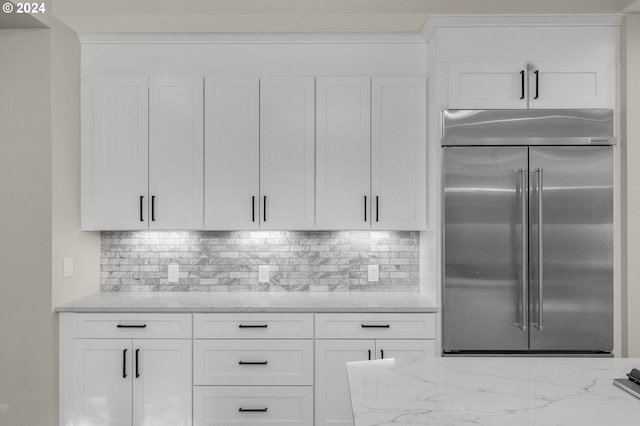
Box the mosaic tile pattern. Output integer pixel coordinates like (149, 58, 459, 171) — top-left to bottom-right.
(100, 231, 420, 292)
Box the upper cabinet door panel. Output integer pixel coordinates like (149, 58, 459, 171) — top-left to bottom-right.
(371, 77, 427, 230)
(260, 77, 315, 230)
(93, 77, 149, 230)
(528, 62, 612, 109)
(204, 78, 260, 230)
(449, 62, 528, 109)
(149, 77, 204, 230)
(316, 77, 371, 230)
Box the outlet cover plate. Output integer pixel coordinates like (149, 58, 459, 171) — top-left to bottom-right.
(368, 265, 379, 282)
(168, 264, 179, 283)
(258, 265, 270, 283)
(63, 257, 74, 278)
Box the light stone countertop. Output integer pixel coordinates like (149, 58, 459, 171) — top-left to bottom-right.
(347, 356, 640, 426)
(55, 291, 438, 313)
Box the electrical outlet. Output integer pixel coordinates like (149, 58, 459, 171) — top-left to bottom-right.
(63, 257, 74, 278)
(168, 264, 179, 283)
(258, 265, 270, 283)
(368, 265, 379, 282)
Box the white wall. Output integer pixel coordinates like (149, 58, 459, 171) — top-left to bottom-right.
(0, 28, 53, 426)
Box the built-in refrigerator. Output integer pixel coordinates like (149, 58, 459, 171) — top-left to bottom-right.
(442, 109, 614, 354)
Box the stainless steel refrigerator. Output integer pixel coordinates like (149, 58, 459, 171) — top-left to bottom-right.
(442, 109, 614, 354)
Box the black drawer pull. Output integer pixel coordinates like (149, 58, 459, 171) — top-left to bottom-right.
(122, 349, 127, 378)
(117, 324, 147, 328)
(135, 349, 140, 378)
(239, 361, 268, 365)
(380, 349, 384, 359)
(361, 324, 390, 328)
(238, 324, 268, 328)
(239, 408, 268, 413)
(139, 195, 144, 222)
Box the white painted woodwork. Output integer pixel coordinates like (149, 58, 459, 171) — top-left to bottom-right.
(315, 313, 436, 339)
(193, 313, 314, 339)
(194, 339, 313, 385)
(149, 77, 204, 229)
(528, 61, 612, 109)
(92, 77, 149, 230)
(132, 340, 192, 426)
(72, 313, 192, 339)
(376, 339, 436, 359)
(194, 386, 313, 426)
(316, 77, 371, 230)
(260, 77, 315, 230)
(72, 339, 133, 426)
(448, 62, 528, 109)
(204, 77, 260, 230)
(371, 77, 427, 230)
(315, 339, 373, 426)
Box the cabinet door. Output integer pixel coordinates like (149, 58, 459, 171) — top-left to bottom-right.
(449, 62, 528, 109)
(528, 62, 611, 109)
(92, 77, 148, 230)
(315, 340, 374, 426)
(316, 77, 371, 230)
(260, 77, 315, 230)
(149, 77, 204, 229)
(371, 77, 427, 230)
(375, 339, 436, 360)
(204, 77, 260, 230)
(132, 339, 192, 426)
(72, 339, 132, 426)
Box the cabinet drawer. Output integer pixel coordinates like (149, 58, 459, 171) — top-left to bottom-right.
(72, 313, 192, 339)
(194, 386, 313, 426)
(315, 313, 435, 339)
(194, 340, 313, 385)
(194, 313, 313, 339)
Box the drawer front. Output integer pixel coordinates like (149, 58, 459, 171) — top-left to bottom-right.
(72, 313, 192, 339)
(193, 313, 313, 339)
(194, 340, 313, 385)
(194, 386, 313, 426)
(315, 313, 435, 339)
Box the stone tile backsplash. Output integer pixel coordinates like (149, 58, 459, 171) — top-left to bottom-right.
(101, 231, 419, 292)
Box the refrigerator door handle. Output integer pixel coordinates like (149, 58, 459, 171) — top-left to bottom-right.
(518, 168, 528, 331)
(535, 167, 544, 331)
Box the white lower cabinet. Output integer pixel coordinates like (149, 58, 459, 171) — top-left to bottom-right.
(194, 386, 313, 426)
(314, 313, 437, 426)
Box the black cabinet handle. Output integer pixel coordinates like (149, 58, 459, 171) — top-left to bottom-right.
(368, 349, 371, 360)
(238, 361, 268, 365)
(534, 70, 539, 99)
(117, 324, 147, 328)
(151, 196, 156, 221)
(239, 408, 268, 413)
(139, 196, 144, 222)
(380, 349, 384, 359)
(238, 324, 268, 328)
(252, 196, 256, 222)
(361, 324, 390, 328)
(263, 195, 267, 222)
(376, 196, 379, 222)
(520, 70, 525, 100)
(135, 349, 140, 378)
(122, 349, 127, 378)
(364, 195, 367, 222)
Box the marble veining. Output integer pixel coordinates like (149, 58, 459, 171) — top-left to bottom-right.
(101, 230, 420, 292)
(347, 357, 640, 426)
(55, 291, 438, 313)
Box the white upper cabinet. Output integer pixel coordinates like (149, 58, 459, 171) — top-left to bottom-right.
(204, 78, 260, 230)
(91, 77, 149, 230)
(316, 77, 371, 230)
(149, 77, 204, 229)
(448, 62, 528, 109)
(449, 61, 612, 109)
(260, 77, 315, 230)
(371, 77, 427, 230)
(527, 62, 611, 109)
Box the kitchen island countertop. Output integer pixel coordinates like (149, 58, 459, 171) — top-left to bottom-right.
(55, 291, 438, 313)
(347, 356, 640, 426)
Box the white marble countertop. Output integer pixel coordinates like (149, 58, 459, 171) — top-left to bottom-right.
(347, 357, 640, 426)
(55, 291, 438, 313)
